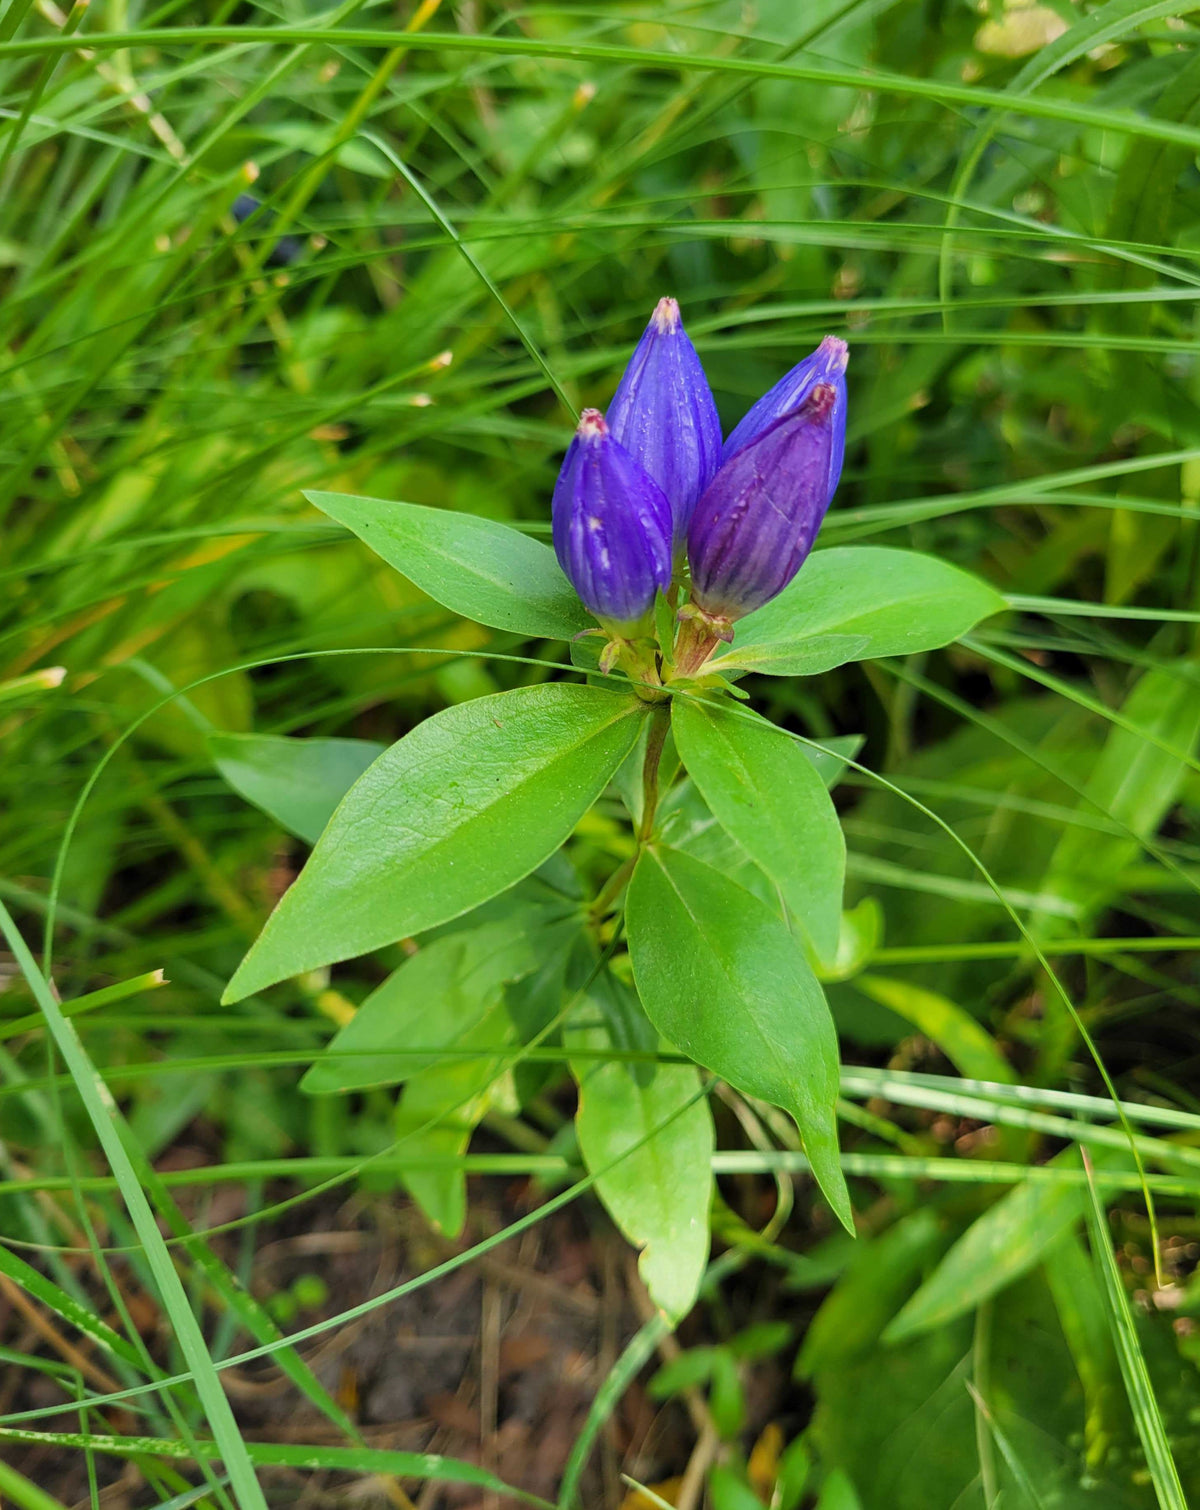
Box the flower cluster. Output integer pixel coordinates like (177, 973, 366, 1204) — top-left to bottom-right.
(552, 298, 848, 672)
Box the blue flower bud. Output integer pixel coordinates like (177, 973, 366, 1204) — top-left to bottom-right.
(605, 297, 723, 549)
(687, 383, 838, 624)
(723, 335, 847, 507)
(553, 409, 673, 632)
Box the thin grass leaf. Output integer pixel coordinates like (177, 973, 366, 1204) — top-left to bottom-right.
(0, 1460, 71, 1510)
(1082, 1150, 1187, 1510)
(0, 1432, 554, 1508)
(0, 901, 269, 1510)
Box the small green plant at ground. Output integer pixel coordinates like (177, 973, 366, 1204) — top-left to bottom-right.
(221, 303, 1000, 1318)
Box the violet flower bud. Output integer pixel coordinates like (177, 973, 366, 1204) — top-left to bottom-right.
(552, 409, 673, 633)
(723, 334, 848, 506)
(687, 383, 838, 624)
(606, 297, 723, 549)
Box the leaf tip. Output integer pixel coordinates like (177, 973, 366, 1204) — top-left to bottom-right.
(221, 956, 260, 1005)
(879, 1311, 914, 1346)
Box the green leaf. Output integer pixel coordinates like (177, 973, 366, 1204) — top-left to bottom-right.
(814, 1469, 864, 1510)
(394, 998, 519, 1236)
(1043, 1233, 1123, 1473)
(885, 1148, 1095, 1343)
(710, 1465, 762, 1510)
(224, 684, 643, 1001)
(776, 1439, 812, 1510)
(1083, 1151, 1188, 1510)
(648, 1348, 718, 1398)
(568, 978, 713, 1322)
(820, 897, 882, 984)
(0, 904, 269, 1510)
(1038, 663, 1200, 929)
(301, 914, 563, 1095)
(707, 548, 1005, 678)
(210, 731, 385, 844)
(708, 1349, 747, 1439)
(381, 888, 581, 1234)
(853, 975, 1014, 1084)
(728, 1321, 792, 1360)
(305, 491, 590, 640)
(796, 1208, 945, 1380)
(0, 1244, 143, 1369)
(672, 698, 845, 963)
(626, 845, 851, 1232)
(659, 779, 782, 915)
(506, 930, 576, 1106)
(0, 1431, 555, 1509)
(801, 732, 864, 790)
(0, 1461, 70, 1510)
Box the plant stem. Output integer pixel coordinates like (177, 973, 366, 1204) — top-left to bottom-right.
(636, 702, 671, 843)
(590, 853, 637, 921)
(590, 703, 671, 919)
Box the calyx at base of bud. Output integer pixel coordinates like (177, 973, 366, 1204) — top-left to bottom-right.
(597, 638, 625, 676)
(668, 605, 734, 682)
(575, 626, 667, 698)
(676, 600, 734, 644)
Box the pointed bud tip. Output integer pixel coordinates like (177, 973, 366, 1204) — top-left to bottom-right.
(578, 408, 608, 440)
(818, 335, 849, 372)
(651, 296, 681, 333)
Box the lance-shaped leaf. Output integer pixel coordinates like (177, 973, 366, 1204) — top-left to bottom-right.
(626, 844, 851, 1231)
(853, 976, 1014, 1085)
(301, 915, 557, 1095)
(306, 491, 590, 640)
(223, 684, 643, 1001)
(394, 998, 521, 1237)
(210, 731, 385, 844)
(708, 547, 1005, 678)
(885, 1146, 1129, 1342)
(671, 698, 845, 963)
(568, 973, 713, 1321)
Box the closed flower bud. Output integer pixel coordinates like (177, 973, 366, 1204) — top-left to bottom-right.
(723, 334, 847, 506)
(553, 409, 673, 632)
(687, 383, 838, 624)
(606, 297, 723, 549)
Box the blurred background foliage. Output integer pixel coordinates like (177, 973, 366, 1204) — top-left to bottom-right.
(5, 0, 1200, 1506)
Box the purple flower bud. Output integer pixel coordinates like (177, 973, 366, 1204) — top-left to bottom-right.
(605, 297, 723, 549)
(552, 409, 673, 632)
(687, 384, 838, 623)
(723, 335, 848, 506)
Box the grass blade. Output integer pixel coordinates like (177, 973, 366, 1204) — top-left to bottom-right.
(0, 900, 269, 1510)
(1081, 1149, 1186, 1510)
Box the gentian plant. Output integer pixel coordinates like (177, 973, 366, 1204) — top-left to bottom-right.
(216, 301, 1005, 1320)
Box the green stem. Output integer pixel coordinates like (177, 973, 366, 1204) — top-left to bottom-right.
(590, 704, 671, 919)
(973, 1299, 999, 1509)
(636, 702, 671, 843)
(590, 853, 637, 921)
